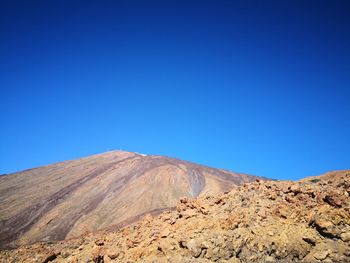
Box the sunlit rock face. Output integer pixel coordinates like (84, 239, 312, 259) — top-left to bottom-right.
(0, 150, 262, 248)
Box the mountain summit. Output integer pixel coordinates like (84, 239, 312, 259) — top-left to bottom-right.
(0, 151, 264, 248)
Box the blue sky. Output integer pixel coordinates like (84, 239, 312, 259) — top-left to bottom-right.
(1, 0, 349, 180)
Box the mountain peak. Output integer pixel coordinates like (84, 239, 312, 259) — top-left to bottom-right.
(0, 151, 264, 248)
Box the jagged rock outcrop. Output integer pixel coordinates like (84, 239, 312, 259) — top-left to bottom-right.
(1, 170, 349, 262)
(0, 151, 262, 248)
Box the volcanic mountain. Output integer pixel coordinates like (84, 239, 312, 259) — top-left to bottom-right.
(0, 150, 264, 248)
(1, 170, 349, 262)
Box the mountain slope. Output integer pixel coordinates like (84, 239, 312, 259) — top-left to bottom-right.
(0, 151, 263, 248)
(1, 170, 349, 262)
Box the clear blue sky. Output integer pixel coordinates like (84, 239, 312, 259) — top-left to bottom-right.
(1, 0, 349, 180)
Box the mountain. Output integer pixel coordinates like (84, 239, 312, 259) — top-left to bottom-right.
(0, 150, 264, 248)
(301, 169, 350, 182)
(1, 170, 349, 262)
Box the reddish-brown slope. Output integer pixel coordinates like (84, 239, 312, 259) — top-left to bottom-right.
(0, 151, 263, 248)
(1, 170, 349, 262)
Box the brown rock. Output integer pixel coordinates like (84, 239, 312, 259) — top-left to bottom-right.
(267, 231, 274, 236)
(66, 256, 78, 262)
(42, 252, 57, 263)
(178, 240, 187, 249)
(126, 239, 135, 248)
(276, 207, 289, 219)
(159, 212, 171, 222)
(187, 239, 202, 258)
(313, 250, 329, 260)
(268, 192, 277, 200)
(265, 255, 276, 262)
(95, 239, 104, 246)
(323, 194, 342, 207)
(312, 218, 342, 239)
(181, 209, 197, 219)
(302, 236, 316, 246)
(107, 250, 119, 259)
(160, 228, 170, 238)
(340, 232, 350, 242)
(61, 250, 70, 258)
(93, 254, 104, 263)
(314, 219, 333, 229)
(290, 184, 301, 194)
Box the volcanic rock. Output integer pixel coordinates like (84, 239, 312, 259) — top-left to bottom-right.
(0, 167, 349, 262)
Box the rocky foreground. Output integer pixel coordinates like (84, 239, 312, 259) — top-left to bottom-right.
(1, 171, 349, 262)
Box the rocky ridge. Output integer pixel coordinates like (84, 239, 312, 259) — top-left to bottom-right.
(1, 170, 349, 262)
